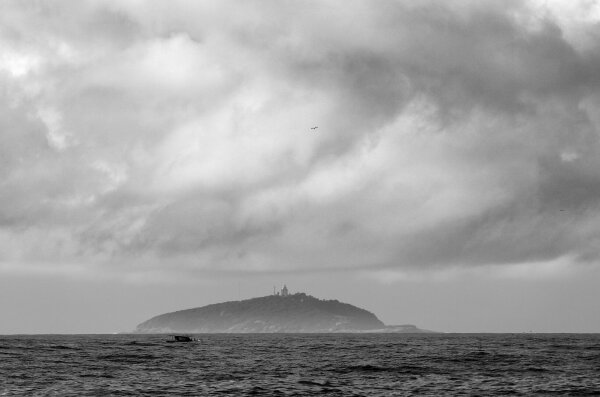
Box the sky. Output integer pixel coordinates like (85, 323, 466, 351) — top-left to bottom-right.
(1, 0, 600, 334)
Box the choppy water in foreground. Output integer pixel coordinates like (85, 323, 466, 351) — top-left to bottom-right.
(1, 333, 599, 396)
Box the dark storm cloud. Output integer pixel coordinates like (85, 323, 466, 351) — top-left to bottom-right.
(2, 0, 600, 278)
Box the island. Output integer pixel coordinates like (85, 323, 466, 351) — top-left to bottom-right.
(135, 286, 434, 333)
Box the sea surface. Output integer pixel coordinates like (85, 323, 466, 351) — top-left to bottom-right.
(1, 333, 599, 396)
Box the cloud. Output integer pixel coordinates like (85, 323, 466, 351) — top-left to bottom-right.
(1, 0, 600, 280)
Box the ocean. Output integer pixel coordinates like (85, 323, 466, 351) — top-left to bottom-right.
(1, 333, 599, 396)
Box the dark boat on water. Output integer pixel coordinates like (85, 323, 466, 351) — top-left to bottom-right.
(167, 335, 198, 343)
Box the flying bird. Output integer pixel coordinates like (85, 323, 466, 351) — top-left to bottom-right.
(310, 126, 318, 130)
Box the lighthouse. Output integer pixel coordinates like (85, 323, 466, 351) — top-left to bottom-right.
(272, 284, 290, 296)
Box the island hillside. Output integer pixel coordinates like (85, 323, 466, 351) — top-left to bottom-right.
(135, 292, 430, 333)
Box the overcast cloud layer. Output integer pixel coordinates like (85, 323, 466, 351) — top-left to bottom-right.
(2, 0, 600, 281)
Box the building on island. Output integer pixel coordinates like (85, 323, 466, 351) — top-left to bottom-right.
(273, 284, 290, 296)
